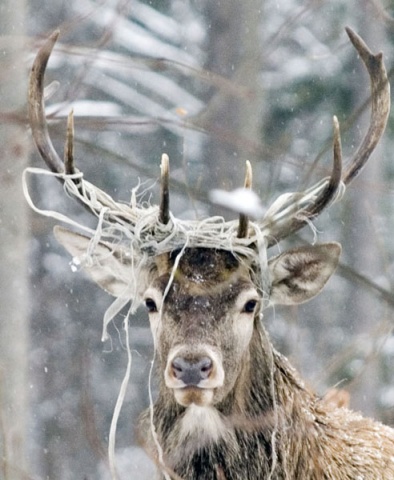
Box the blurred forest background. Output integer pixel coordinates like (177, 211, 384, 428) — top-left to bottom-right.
(1, 0, 394, 478)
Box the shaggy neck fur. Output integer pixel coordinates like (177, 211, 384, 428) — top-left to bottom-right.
(138, 322, 394, 480)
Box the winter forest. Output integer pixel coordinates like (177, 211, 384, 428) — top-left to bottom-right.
(1, 0, 394, 478)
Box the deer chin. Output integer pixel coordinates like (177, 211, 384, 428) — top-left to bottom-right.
(173, 387, 214, 407)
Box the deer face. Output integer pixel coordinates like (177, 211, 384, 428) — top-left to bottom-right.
(53, 227, 341, 409)
(144, 248, 260, 407)
(143, 244, 341, 407)
(29, 28, 389, 411)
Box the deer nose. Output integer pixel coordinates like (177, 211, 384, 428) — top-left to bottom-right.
(171, 356, 213, 386)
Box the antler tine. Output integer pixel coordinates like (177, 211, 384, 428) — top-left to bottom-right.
(264, 27, 390, 246)
(237, 160, 253, 238)
(160, 153, 170, 224)
(265, 117, 342, 247)
(28, 31, 64, 174)
(302, 115, 343, 218)
(29, 32, 173, 232)
(342, 27, 390, 184)
(28, 33, 135, 225)
(64, 109, 76, 175)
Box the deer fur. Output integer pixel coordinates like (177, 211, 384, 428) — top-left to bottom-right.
(54, 226, 394, 479)
(27, 25, 393, 480)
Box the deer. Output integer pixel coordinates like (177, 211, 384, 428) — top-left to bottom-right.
(27, 28, 394, 479)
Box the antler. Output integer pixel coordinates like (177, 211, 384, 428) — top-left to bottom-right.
(28, 31, 64, 174)
(237, 160, 253, 238)
(160, 154, 170, 225)
(342, 27, 390, 183)
(262, 27, 390, 246)
(28, 32, 172, 227)
(28, 28, 390, 254)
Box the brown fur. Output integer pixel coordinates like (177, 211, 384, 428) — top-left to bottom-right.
(31, 27, 392, 480)
(50, 231, 394, 478)
(138, 248, 394, 480)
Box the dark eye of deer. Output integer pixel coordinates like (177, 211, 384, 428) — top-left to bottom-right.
(242, 299, 257, 314)
(145, 298, 158, 313)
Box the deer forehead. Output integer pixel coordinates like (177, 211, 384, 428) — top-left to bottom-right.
(149, 248, 257, 308)
(148, 278, 258, 317)
(155, 248, 246, 281)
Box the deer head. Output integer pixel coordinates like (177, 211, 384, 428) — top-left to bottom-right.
(28, 28, 389, 413)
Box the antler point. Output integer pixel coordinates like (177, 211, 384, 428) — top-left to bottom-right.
(50, 30, 61, 41)
(244, 160, 252, 189)
(160, 153, 170, 225)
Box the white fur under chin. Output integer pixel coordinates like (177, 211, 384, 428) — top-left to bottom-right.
(179, 405, 229, 446)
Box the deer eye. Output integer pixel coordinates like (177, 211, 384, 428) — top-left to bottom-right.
(145, 298, 158, 313)
(242, 299, 258, 314)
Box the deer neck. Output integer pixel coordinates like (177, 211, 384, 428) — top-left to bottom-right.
(150, 320, 315, 432)
(138, 322, 319, 475)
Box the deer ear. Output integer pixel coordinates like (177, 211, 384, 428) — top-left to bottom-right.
(268, 242, 341, 305)
(53, 226, 132, 297)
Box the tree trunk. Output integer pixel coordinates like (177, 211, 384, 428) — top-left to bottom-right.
(0, 4, 29, 478)
(198, 0, 264, 197)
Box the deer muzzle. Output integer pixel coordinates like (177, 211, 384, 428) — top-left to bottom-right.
(171, 356, 213, 386)
(165, 346, 225, 406)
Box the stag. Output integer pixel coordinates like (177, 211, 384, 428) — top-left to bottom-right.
(28, 29, 394, 479)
